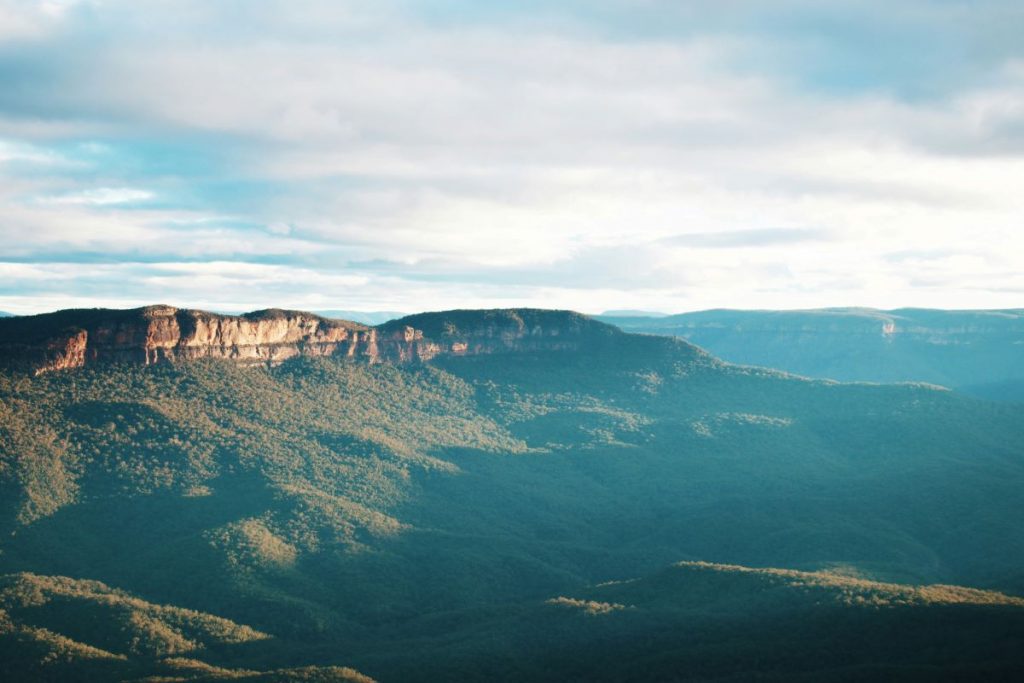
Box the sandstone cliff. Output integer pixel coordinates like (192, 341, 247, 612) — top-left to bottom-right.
(0, 306, 620, 375)
(0, 306, 374, 374)
(376, 309, 616, 363)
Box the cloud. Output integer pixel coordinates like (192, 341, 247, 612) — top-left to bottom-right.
(0, 138, 67, 164)
(0, 0, 88, 40)
(659, 228, 831, 248)
(39, 187, 153, 205)
(1, 0, 1023, 313)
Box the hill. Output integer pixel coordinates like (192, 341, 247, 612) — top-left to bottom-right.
(599, 308, 1024, 401)
(1, 306, 1023, 679)
(347, 561, 1024, 681)
(0, 573, 373, 682)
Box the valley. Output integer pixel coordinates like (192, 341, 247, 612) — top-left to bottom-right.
(1, 308, 1023, 680)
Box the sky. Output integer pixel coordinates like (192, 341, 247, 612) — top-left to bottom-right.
(1, 0, 1023, 315)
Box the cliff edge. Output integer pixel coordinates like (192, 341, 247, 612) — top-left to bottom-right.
(0, 306, 622, 374)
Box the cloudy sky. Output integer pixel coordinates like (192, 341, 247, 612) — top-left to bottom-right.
(2, 0, 1023, 315)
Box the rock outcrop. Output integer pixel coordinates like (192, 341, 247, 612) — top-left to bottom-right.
(0, 306, 620, 375)
(0, 306, 374, 374)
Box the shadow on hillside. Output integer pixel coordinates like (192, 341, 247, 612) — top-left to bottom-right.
(0, 471, 274, 608)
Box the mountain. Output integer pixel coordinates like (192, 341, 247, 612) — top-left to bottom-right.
(0, 306, 610, 374)
(598, 308, 1024, 401)
(0, 573, 374, 682)
(1, 306, 1023, 680)
(0, 306, 372, 374)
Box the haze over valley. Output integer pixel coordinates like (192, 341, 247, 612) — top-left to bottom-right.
(600, 308, 1024, 402)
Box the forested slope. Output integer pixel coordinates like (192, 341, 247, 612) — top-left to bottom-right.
(1, 309, 1023, 680)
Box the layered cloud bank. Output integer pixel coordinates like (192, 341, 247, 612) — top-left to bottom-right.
(2, 0, 1023, 313)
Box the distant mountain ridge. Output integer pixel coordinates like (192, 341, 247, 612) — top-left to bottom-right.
(598, 307, 1024, 401)
(314, 310, 405, 326)
(599, 309, 669, 318)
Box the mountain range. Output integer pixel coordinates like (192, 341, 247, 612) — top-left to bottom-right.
(598, 308, 1024, 401)
(1, 306, 1023, 681)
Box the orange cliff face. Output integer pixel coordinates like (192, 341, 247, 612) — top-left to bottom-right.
(0, 306, 377, 375)
(125, 306, 378, 366)
(0, 306, 621, 375)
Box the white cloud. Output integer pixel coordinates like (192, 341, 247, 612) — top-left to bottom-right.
(0, 139, 64, 164)
(40, 187, 154, 206)
(1, 1, 1023, 312)
(0, 0, 82, 40)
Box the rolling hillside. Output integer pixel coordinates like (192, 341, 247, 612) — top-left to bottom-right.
(347, 561, 1024, 681)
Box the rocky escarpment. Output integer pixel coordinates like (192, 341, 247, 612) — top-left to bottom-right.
(377, 309, 617, 362)
(0, 306, 374, 374)
(0, 306, 621, 375)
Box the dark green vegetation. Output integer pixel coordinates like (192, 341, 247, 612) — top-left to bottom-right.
(0, 573, 372, 682)
(600, 308, 1024, 401)
(2, 310, 1024, 680)
(356, 562, 1024, 682)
